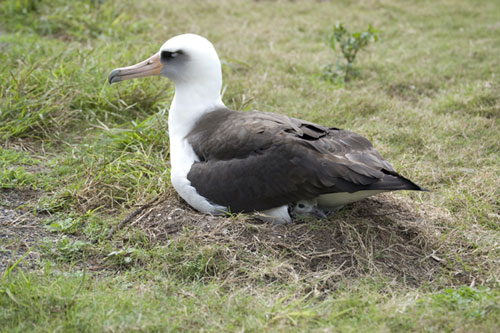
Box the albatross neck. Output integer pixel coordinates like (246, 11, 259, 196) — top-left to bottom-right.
(168, 80, 225, 139)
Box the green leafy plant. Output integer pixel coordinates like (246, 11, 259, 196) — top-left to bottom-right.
(323, 23, 379, 85)
(41, 236, 90, 262)
(106, 247, 143, 266)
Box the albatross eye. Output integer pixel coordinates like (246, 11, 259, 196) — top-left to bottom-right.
(298, 203, 305, 209)
(161, 50, 182, 62)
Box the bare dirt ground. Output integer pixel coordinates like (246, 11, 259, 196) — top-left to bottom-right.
(0, 189, 50, 272)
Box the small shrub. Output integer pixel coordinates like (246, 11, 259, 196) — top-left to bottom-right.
(323, 23, 379, 85)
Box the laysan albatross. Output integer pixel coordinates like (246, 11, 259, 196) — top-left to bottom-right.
(108, 34, 426, 224)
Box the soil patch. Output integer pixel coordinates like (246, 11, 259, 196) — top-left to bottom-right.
(0, 189, 49, 273)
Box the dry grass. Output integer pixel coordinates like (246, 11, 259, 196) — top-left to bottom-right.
(108, 189, 496, 292)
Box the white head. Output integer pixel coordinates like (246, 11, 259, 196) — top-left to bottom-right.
(158, 34, 222, 86)
(108, 34, 223, 102)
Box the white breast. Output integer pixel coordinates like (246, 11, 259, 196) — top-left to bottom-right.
(169, 136, 227, 214)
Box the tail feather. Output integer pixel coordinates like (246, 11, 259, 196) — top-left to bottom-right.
(366, 173, 429, 192)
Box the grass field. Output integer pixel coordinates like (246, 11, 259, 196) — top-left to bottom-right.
(1, 0, 500, 331)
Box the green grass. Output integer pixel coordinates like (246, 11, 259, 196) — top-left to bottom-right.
(1, 0, 500, 331)
(2, 268, 500, 332)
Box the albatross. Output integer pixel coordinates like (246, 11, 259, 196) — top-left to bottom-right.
(108, 34, 426, 224)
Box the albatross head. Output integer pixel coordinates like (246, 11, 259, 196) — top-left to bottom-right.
(108, 34, 223, 97)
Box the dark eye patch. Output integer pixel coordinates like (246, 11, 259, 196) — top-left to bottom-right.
(161, 50, 183, 62)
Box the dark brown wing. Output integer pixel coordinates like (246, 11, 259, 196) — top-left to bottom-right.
(186, 108, 424, 212)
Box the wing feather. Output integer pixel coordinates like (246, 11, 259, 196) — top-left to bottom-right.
(186, 108, 423, 212)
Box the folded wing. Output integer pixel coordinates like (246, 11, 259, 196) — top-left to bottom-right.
(186, 108, 424, 212)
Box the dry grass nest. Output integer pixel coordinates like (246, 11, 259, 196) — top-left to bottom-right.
(114, 190, 497, 291)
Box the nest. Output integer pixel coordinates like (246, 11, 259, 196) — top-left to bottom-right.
(114, 190, 482, 291)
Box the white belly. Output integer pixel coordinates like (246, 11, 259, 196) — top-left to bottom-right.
(253, 205, 292, 224)
(316, 190, 385, 208)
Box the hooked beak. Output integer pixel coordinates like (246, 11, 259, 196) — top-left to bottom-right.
(108, 52, 162, 84)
